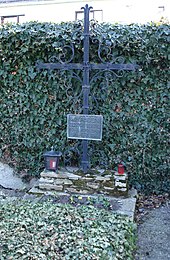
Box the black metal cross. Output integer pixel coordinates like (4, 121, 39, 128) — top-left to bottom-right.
(37, 4, 138, 173)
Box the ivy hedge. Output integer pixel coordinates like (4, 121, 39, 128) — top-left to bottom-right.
(0, 21, 169, 193)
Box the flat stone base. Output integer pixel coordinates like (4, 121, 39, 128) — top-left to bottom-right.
(37, 168, 128, 196)
(28, 168, 136, 219)
(28, 186, 137, 221)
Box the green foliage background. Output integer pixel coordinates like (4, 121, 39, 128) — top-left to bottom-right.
(0, 21, 169, 193)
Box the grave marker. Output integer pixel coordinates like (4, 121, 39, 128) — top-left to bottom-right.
(37, 4, 139, 173)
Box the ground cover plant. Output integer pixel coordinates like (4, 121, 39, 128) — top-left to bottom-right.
(0, 200, 136, 259)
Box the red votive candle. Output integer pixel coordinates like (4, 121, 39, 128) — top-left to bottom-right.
(118, 164, 125, 174)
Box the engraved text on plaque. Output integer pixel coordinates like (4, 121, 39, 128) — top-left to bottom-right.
(67, 114, 103, 141)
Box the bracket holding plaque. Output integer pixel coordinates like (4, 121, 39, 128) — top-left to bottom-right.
(67, 114, 103, 141)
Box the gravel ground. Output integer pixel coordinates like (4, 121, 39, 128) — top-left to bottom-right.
(135, 200, 170, 260)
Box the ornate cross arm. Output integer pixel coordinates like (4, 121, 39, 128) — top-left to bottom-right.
(36, 61, 82, 71)
(36, 61, 139, 71)
(91, 63, 139, 71)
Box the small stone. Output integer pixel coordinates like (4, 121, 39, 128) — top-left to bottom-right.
(58, 169, 81, 179)
(97, 169, 105, 174)
(68, 175, 81, 180)
(84, 173, 94, 177)
(59, 167, 79, 173)
(62, 179, 73, 185)
(66, 187, 79, 193)
(95, 176, 111, 181)
(115, 182, 127, 188)
(41, 170, 81, 180)
(87, 183, 99, 189)
(103, 175, 112, 178)
(39, 184, 63, 191)
(114, 175, 127, 181)
(55, 173, 69, 179)
(65, 172, 81, 180)
(39, 178, 54, 184)
(28, 187, 45, 195)
(53, 179, 64, 185)
(41, 171, 58, 178)
(82, 177, 94, 181)
(103, 186, 115, 191)
(117, 187, 127, 192)
(78, 189, 92, 194)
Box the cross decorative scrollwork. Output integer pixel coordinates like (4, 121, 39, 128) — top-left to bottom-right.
(37, 4, 139, 173)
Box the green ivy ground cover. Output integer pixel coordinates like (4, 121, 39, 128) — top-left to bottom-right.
(0, 21, 169, 193)
(0, 200, 136, 259)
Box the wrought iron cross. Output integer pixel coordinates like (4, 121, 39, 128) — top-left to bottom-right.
(37, 4, 139, 173)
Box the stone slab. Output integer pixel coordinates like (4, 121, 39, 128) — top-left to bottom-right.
(117, 187, 127, 192)
(96, 176, 111, 181)
(115, 182, 127, 187)
(103, 186, 115, 191)
(0, 162, 26, 190)
(28, 186, 137, 221)
(41, 171, 81, 180)
(116, 197, 137, 220)
(39, 184, 63, 191)
(28, 187, 45, 195)
(87, 183, 99, 189)
(39, 178, 54, 184)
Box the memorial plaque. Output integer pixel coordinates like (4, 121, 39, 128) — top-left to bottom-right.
(67, 114, 103, 141)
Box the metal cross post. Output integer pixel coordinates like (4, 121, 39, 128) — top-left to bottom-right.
(37, 4, 139, 173)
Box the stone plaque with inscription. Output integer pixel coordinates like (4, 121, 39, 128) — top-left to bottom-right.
(67, 114, 103, 141)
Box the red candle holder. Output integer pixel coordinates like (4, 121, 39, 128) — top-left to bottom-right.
(118, 163, 125, 174)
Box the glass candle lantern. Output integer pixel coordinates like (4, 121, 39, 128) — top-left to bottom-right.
(43, 149, 62, 172)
